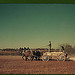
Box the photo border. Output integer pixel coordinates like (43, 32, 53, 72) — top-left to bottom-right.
(0, 0, 74, 75)
(0, 0, 75, 3)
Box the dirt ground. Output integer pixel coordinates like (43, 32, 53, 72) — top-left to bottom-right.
(0, 56, 75, 74)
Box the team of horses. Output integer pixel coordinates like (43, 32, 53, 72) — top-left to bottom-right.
(22, 50, 42, 61)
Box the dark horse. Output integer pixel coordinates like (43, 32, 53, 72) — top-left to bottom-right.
(31, 51, 41, 61)
(22, 50, 41, 61)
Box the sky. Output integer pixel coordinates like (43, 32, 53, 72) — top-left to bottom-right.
(0, 4, 75, 49)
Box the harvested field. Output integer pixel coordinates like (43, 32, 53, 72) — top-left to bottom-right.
(0, 51, 20, 56)
(0, 56, 75, 74)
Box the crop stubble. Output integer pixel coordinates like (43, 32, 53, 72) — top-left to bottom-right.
(0, 56, 75, 74)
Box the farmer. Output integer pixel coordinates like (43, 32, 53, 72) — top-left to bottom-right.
(61, 46, 65, 52)
(65, 52, 68, 58)
(61, 46, 64, 50)
(49, 41, 51, 52)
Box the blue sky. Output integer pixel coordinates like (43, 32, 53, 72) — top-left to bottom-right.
(0, 4, 75, 49)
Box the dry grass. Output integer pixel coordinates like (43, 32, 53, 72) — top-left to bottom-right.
(0, 56, 75, 74)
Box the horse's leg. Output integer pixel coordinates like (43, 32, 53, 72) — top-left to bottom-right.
(31, 56, 34, 61)
(22, 56, 24, 60)
(35, 57, 37, 61)
(38, 56, 40, 61)
(26, 56, 28, 61)
(22, 54, 24, 60)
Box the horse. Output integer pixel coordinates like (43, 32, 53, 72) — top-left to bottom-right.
(32, 50, 41, 61)
(22, 50, 41, 61)
(22, 50, 33, 61)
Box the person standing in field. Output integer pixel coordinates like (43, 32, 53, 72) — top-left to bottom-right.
(49, 41, 51, 52)
(61, 46, 65, 52)
(65, 52, 68, 60)
(61, 46, 64, 50)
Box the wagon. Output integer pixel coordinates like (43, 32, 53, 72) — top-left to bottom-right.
(41, 51, 67, 61)
(22, 50, 68, 61)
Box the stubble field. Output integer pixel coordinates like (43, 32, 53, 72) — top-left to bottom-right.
(0, 56, 75, 74)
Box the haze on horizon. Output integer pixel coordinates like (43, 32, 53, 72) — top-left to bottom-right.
(0, 4, 75, 49)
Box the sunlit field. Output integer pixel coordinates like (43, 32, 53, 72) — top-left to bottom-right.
(0, 56, 75, 74)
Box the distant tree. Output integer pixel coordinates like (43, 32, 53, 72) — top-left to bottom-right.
(73, 46, 75, 49)
(64, 44, 72, 54)
(27, 47, 30, 50)
(19, 47, 22, 55)
(19, 47, 22, 50)
(21, 48, 23, 50)
(24, 47, 26, 50)
(59, 43, 75, 55)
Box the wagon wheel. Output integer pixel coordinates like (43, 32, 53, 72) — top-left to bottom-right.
(42, 55, 49, 61)
(57, 54, 65, 61)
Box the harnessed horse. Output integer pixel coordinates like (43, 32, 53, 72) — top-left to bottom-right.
(22, 50, 41, 61)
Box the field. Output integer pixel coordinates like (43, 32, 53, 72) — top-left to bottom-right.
(0, 56, 75, 74)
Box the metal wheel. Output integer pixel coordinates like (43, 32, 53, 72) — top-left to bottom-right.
(57, 54, 65, 61)
(42, 55, 49, 61)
